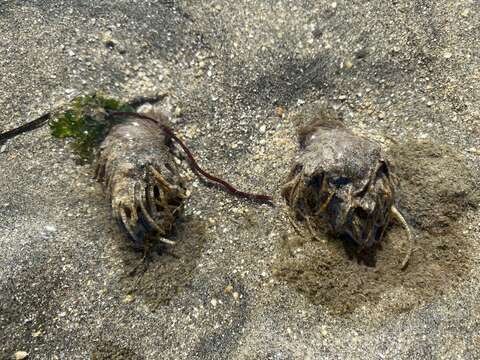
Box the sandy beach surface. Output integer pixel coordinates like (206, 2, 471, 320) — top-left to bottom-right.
(1, 1, 479, 359)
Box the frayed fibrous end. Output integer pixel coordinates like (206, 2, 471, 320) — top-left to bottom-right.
(95, 115, 187, 248)
(282, 162, 395, 248)
(282, 113, 413, 267)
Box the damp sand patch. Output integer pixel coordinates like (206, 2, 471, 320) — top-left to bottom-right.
(90, 341, 144, 360)
(273, 140, 479, 315)
(116, 217, 207, 309)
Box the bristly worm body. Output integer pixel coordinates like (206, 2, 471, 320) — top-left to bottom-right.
(108, 111, 273, 203)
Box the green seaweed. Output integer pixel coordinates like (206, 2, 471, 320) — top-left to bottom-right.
(49, 93, 133, 162)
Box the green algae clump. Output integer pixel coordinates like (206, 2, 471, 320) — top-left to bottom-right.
(49, 93, 133, 162)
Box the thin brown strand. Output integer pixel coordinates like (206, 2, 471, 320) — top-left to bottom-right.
(109, 111, 273, 203)
(0, 113, 50, 143)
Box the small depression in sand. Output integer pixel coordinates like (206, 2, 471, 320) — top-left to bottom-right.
(273, 140, 479, 315)
(117, 217, 207, 309)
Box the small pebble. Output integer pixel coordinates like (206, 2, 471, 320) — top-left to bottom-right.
(100, 31, 116, 48)
(354, 48, 368, 59)
(15, 351, 29, 360)
(123, 294, 135, 304)
(0, 144, 6, 153)
(259, 125, 266, 133)
(117, 45, 127, 54)
(210, 298, 218, 307)
(45, 225, 57, 233)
